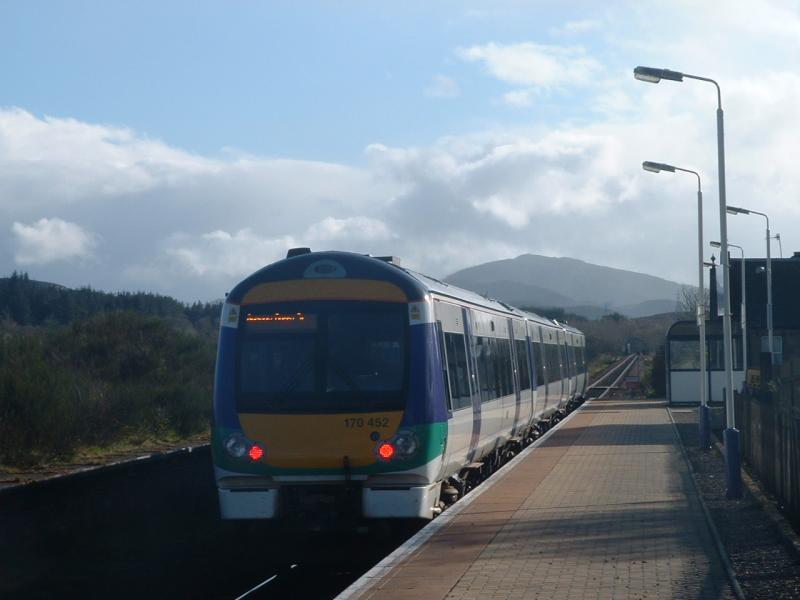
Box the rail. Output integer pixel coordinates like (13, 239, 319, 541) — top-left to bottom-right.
(586, 354, 640, 400)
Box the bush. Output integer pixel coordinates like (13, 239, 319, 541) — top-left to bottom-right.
(0, 312, 215, 466)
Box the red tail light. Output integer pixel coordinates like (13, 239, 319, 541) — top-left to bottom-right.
(378, 442, 395, 460)
(248, 445, 264, 461)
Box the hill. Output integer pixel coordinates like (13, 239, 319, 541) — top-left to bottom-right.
(446, 254, 684, 318)
(0, 271, 220, 335)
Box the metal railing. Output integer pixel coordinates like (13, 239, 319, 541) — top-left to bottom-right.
(734, 359, 800, 529)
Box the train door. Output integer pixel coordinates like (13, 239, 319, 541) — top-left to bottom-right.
(529, 324, 546, 422)
(473, 311, 505, 450)
(555, 329, 568, 410)
(435, 300, 475, 478)
(498, 317, 521, 437)
(543, 326, 563, 414)
(511, 318, 532, 437)
(576, 338, 587, 397)
(463, 307, 483, 462)
(565, 334, 576, 402)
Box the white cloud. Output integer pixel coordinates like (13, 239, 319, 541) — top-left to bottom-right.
(551, 19, 603, 36)
(12, 218, 97, 265)
(162, 217, 394, 281)
(164, 229, 297, 278)
(0, 108, 219, 205)
(306, 217, 394, 242)
(425, 75, 460, 98)
(456, 42, 601, 89)
(502, 90, 534, 107)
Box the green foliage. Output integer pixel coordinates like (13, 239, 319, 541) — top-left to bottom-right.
(0, 271, 221, 329)
(0, 312, 215, 466)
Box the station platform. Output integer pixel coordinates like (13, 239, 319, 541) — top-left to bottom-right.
(338, 399, 736, 600)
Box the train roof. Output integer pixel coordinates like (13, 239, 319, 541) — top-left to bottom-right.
(410, 270, 560, 327)
(228, 250, 582, 336)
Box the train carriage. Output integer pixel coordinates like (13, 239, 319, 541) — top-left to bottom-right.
(212, 250, 586, 522)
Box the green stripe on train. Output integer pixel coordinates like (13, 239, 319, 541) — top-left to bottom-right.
(212, 421, 448, 476)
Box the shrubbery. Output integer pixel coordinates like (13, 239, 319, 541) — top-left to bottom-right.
(0, 312, 216, 466)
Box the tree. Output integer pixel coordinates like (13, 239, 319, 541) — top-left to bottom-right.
(676, 285, 709, 320)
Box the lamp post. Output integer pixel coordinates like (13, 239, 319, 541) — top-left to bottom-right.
(634, 65, 742, 498)
(711, 241, 747, 378)
(642, 161, 711, 447)
(726, 205, 773, 365)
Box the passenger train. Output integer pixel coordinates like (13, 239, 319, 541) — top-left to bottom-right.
(212, 249, 587, 522)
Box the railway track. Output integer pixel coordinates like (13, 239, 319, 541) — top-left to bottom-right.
(586, 354, 641, 399)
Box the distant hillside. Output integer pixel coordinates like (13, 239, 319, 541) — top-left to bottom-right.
(0, 271, 220, 335)
(458, 279, 574, 308)
(446, 254, 685, 318)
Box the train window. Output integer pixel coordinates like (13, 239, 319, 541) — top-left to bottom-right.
(515, 339, 531, 390)
(444, 332, 471, 410)
(239, 336, 317, 395)
(475, 336, 496, 403)
(532, 338, 545, 387)
(236, 301, 407, 413)
(327, 313, 405, 392)
(546, 344, 561, 380)
(494, 338, 513, 397)
(437, 322, 452, 410)
(566, 345, 575, 377)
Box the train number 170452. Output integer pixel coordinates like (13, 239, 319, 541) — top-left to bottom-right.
(343, 416, 390, 428)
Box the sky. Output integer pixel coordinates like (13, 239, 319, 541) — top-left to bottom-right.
(2, 1, 800, 302)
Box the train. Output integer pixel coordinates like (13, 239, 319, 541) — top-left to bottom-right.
(212, 249, 587, 522)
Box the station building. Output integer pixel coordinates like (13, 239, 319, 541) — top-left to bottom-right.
(666, 251, 800, 404)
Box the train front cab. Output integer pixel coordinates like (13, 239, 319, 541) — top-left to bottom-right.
(212, 252, 449, 521)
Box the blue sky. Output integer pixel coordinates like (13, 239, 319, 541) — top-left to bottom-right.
(2, 2, 609, 161)
(2, 1, 800, 303)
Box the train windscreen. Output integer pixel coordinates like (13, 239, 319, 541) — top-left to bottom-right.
(236, 301, 408, 413)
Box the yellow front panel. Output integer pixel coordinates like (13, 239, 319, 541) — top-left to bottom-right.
(239, 411, 404, 468)
(241, 279, 407, 305)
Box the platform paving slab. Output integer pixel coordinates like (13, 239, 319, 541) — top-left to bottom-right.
(349, 400, 736, 600)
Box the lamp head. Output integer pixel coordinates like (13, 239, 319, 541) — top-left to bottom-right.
(634, 66, 684, 83)
(726, 205, 750, 215)
(709, 241, 722, 248)
(642, 161, 676, 173)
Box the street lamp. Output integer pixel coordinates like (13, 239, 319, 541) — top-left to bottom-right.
(711, 241, 747, 379)
(635, 65, 742, 498)
(726, 205, 773, 365)
(642, 160, 711, 447)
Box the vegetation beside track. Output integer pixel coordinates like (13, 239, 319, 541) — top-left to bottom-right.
(0, 273, 219, 468)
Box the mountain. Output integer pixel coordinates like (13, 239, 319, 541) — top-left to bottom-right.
(445, 254, 684, 319)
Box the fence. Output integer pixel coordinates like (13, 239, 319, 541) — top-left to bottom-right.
(734, 357, 800, 529)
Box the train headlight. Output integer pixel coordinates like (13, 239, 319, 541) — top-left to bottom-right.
(377, 442, 396, 461)
(224, 433, 248, 458)
(375, 431, 418, 461)
(392, 431, 419, 458)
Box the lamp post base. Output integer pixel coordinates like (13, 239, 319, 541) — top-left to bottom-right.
(724, 427, 743, 499)
(698, 404, 711, 449)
